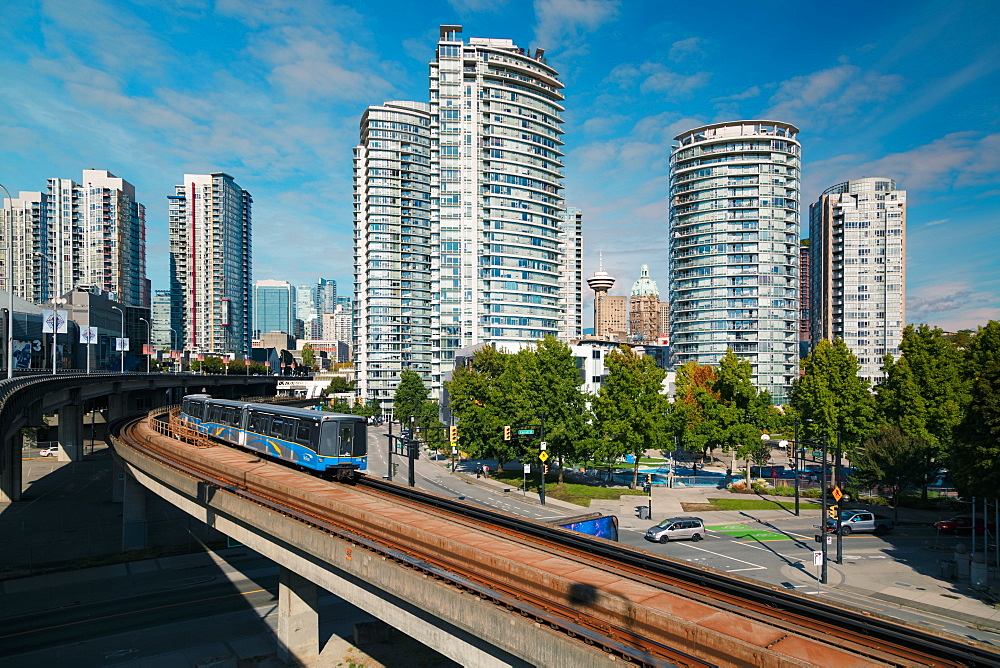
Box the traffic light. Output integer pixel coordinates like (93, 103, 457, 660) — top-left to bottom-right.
(543, 464, 548, 474)
(503, 425, 511, 441)
(828, 505, 839, 519)
(450, 426, 458, 442)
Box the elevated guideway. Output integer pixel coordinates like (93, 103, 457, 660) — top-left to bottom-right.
(109, 408, 999, 667)
(0, 373, 276, 502)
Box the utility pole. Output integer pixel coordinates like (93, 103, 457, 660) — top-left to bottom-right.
(820, 433, 829, 584)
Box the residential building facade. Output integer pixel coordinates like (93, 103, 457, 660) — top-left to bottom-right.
(353, 25, 570, 406)
(669, 121, 801, 403)
(1, 170, 147, 309)
(168, 173, 252, 356)
(809, 177, 906, 384)
(560, 207, 584, 341)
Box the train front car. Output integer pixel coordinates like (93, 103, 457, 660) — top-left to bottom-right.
(316, 413, 368, 480)
(242, 404, 367, 480)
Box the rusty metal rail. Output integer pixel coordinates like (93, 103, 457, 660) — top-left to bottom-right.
(115, 410, 999, 667)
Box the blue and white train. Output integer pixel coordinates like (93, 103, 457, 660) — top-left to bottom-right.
(179, 394, 367, 480)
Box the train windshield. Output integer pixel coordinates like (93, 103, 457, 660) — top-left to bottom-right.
(318, 422, 339, 456)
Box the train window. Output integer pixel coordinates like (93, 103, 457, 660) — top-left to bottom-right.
(270, 419, 285, 438)
(296, 422, 313, 445)
(225, 408, 237, 425)
(340, 425, 353, 456)
(317, 422, 338, 456)
(250, 413, 268, 433)
(209, 406, 221, 422)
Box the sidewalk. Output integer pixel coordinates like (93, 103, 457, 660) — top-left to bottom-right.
(441, 456, 1000, 633)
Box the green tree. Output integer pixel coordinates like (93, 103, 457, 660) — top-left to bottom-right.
(191, 356, 225, 374)
(301, 343, 315, 371)
(671, 361, 722, 456)
(713, 350, 779, 469)
(325, 376, 354, 394)
(507, 336, 589, 484)
(393, 368, 429, 429)
(876, 325, 968, 497)
(592, 347, 668, 488)
(854, 426, 937, 521)
(789, 339, 876, 456)
(949, 321, 1000, 496)
(446, 346, 521, 466)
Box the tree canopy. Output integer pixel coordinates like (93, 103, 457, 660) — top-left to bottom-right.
(393, 368, 430, 429)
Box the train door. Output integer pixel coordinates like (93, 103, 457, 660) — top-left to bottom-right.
(352, 420, 367, 457)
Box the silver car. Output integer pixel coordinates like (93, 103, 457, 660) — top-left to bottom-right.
(645, 517, 705, 543)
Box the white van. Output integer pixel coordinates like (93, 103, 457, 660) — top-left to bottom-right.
(645, 517, 706, 543)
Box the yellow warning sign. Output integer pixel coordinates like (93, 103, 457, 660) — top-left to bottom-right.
(538, 451, 549, 462)
(832, 486, 843, 502)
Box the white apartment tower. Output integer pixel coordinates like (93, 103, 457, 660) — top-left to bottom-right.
(354, 101, 433, 405)
(168, 173, 252, 356)
(1, 170, 147, 308)
(809, 177, 906, 383)
(560, 207, 584, 341)
(669, 121, 801, 403)
(354, 25, 569, 404)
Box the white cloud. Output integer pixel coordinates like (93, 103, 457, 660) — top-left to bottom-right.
(852, 132, 1000, 193)
(533, 0, 619, 54)
(668, 37, 706, 62)
(907, 282, 1000, 330)
(605, 62, 710, 97)
(762, 63, 903, 131)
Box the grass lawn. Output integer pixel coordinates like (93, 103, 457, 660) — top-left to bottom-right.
(492, 470, 647, 507)
(707, 497, 800, 511)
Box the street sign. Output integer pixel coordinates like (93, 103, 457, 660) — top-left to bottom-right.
(538, 451, 549, 462)
(832, 486, 843, 502)
(813, 551, 823, 567)
(523, 464, 530, 473)
(540, 441, 547, 451)
(517, 428, 535, 435)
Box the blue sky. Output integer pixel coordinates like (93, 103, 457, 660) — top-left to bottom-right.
(1, 0, 998, 331)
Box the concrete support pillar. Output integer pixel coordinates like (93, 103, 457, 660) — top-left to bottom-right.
(112, 455, 125, 503)
(107, 390, 127, 422)
(122, 469, 148, 551)
(0, 428, 23, 503)
(57, 403, 84, 462)
(277, 567, 319, 663)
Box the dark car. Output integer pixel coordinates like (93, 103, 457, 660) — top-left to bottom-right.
(934, 516, 995, 535)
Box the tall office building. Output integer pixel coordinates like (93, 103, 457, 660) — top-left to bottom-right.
(354, 25, 568, 405)
(669, 121, 801, 403)
(316, 278, 337, 315)
(168, 173, 252, 356)
(151, 289, 173, 348)
(586, 256, 627, 340)
(1, 170, 147, 308)
(253, 280, 296, 337)
(629, 264, 660, 343)
(295, 283, 318, 339)
(809, 177, 906, 383)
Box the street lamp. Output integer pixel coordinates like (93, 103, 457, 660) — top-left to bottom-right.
(111, 305, 124, 373)
(1, 182, 13, 380)
(139, 317, 151, 373)
(168, 327, 179, 372)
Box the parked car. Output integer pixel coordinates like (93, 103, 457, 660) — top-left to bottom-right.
(826, 510, 893, 535)
(39, 447, 59, 457)
(645, 517, 706, 543)
(934, 516, 995, 535)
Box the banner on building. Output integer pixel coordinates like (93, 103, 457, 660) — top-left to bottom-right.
(142, 344, 154, 355)
(115, 337, 129, 351)
(171, 351, 182, 359)
(79, 327, 98, 344)
(42, 310, 68, 334)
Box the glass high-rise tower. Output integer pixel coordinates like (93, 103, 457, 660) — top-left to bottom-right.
(669, 121, 801, 403)
(354, 25, 570, 406)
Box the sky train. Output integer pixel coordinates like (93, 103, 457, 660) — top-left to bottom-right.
(179, 394, 367, 479)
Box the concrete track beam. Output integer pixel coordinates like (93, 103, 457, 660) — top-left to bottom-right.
(116, 448, 607, 667)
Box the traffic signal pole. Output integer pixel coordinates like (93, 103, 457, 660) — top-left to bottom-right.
(835, 431, 843, 565)
(821, 433, 829, 584)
